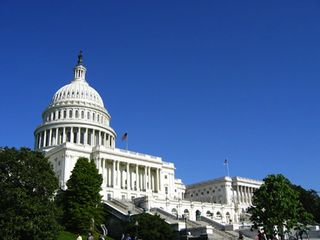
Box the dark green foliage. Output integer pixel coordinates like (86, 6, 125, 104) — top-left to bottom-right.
(125, 213, 176, 240)
(291, 184, 320, 224)
(0, 147, 61, 240)
(64, 157, 103, 234)
(249, 174, 312, 240)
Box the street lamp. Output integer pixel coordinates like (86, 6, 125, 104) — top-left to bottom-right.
(184, 213, 188, 236)
(135, 221, 139, 239)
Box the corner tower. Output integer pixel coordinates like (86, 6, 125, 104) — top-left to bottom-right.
(34, 52, 116, 151)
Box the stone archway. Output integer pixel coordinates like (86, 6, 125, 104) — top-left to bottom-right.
(195, 210, 201, 221)
(183, 209, 189, 219)
(171, 208, 178, 218)
(226, 212, 231, 223)
(216, 211, 222, 220)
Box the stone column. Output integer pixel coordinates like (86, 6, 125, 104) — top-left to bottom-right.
(76, 127, 79, 144)
(126, 163, 130, 190)
(43, 130, 47, 147)
(156, 168, 159, 192)
(148, 167, 151, 191)
(112, 160, 116, 187)
(136, 165, 139, 191)
(70, 127, 74, 143)
(55, 128, 58, 145)
(143, 166, 147, 191)
(91, 129, 94, 146)
(84, 128, 88, 145)
(117, 161, 120, 188)
(158, 168, 161, 191)
(62, 127, 66, 143)
(38, 133, 42, 149)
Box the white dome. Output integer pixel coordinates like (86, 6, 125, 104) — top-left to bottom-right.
(51, 80, 104, 108)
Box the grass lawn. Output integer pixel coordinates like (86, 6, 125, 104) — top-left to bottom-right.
(58, 231, 114, 240)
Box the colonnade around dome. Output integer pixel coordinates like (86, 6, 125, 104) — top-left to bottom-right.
(35, 126, 115, 150)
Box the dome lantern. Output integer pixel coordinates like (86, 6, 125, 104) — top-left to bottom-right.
(73, 50, 86, 82)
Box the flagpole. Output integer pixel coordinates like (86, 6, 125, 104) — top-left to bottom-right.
(226, 161, 230, 177)
(126, 137, 128, 150)
(224, 158, 230, 177)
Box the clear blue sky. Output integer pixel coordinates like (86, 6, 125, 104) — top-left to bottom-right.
(0, 1, 319, 190)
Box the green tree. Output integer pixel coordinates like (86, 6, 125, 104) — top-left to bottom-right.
(64, 157, 103, 233)
(125, 213, 176, 240)
(291, 184, 320, 223)
(0, 147, 61, 240)
(249, 174, 312, 240)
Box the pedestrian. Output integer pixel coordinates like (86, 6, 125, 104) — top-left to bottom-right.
(238, 231, 244, 240)
(98, 234, 105, 240)
(76, 233, 83, 240)
(87, 232, 94, 240)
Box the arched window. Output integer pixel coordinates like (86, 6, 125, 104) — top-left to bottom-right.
(75, 110, 79, 118)
(87, 112, 90, 119)
(171, 208, 178, 217)
(63, 110, 67, 118)
(92, 113, 95, 121)
(69, 110, 73, 118)
(81, 111, 84, 119)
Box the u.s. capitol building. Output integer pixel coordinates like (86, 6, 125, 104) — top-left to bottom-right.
(34, 53, 262, 226)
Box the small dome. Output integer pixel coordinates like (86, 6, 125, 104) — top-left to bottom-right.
(51, 80, 104, 108)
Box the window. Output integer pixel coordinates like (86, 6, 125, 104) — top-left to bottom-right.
(165, 175, 168, 179)
(81, 111, 84, 119)
(63, 110, 67, 118)
(69, 110, 73, 118)
(75, 110, 79, 118)
(87, 112, 90, 119)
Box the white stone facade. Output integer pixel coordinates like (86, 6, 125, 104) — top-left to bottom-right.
(34, 53, 262, 225)
(185, 176, 263, 221)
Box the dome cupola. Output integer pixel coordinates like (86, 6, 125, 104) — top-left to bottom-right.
(34, 52, 117, 151)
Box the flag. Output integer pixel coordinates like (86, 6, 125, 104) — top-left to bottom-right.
(224, 159, 228, 165)
(122, 132, 128, 141)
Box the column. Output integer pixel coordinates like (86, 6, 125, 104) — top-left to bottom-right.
(156, 168, 159, 192)
(245, 187, 248, 203)
(144, 166, 147, 191)
(55, 128, 58, 145)
(148, 167, 151, 191)
(84, 128, 88, 145)
(136, 165, 139, 191)
(63, 127, 66, 143)
(91, 129, 94, 146)
(70, 127, 74, 143)
(49, 129, 53, 146)
(159, 169, 162, 191)
(117, 161, 120, 187)
(126, 163, 130, 190)
(98, 131, 101, 145)
(77, 127, 80, 144)
(38, 133, 42, 148)
(43, 130, 47, 147)
(112, 160, 116, 187)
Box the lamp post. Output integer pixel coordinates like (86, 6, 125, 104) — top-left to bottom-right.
(184, 213, 188, 238)
(135, 220, 139, 240)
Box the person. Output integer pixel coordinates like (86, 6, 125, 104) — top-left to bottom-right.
(76, 233, 83, 240)
(125, 233, 132, 240)
(87, 232, 94, 240)
(238, 231, 244, 240)
(98, 234, 105, 240)
(121, 233, 125, 240)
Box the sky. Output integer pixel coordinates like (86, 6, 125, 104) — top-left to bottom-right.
(0, 0, 319, 190)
